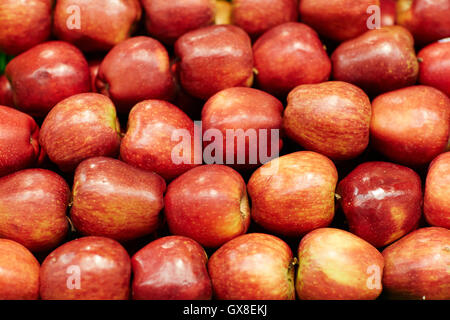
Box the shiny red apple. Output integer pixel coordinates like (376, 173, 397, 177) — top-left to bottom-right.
(418, 39, 450, 97)
(380, 0, 396, 26)
(0, 75, 13, 107)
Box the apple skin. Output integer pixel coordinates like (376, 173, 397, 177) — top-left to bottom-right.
(397, 0, 450, 45)
(370, 85, 450, 167)
(418, 40, 450, 97)
(39, 93, 121, 172)
(174, 25, 254, 100)
(53, 0, 142, 52)
(0, 106, 44, 178)
(331, 26, 419, 96)
(231, 0, 298, 39)
(96, 36, 174, 114)
(283, 81, 371, 161)
(253, 22, 331, 97)
(142, 0, 215, 45)
(132, 236, 212, 300)
(40, 236, 131, 300)
(336, 161, 422, 248)
(70, 157, 166, 242)
(164, 165, 250, 248)
(0, 75, 14, 107)
(382, 227, 450, 300)
(215, 0, 232, 25)
(424, 152, 450, 228)
(88, 59, 102, 93)
(5, 41, 91, 118)
(208, 233, 295, 300)
(297, 228, 384, 300)
(248, 151, 338, 237)
(380, 0, 396, 26)
(0, 0, 51, 55)
(0, 239, 40, 300)
(299, 0, 380, 42)
(201, 87, 283, 169)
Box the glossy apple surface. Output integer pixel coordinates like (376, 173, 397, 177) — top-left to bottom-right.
(0, 75, 14, 107)
(132, 236, 212, 300)
(418, 39, 450, 97)
(208, 233, 295, 300)
(380, 0, 396, 26)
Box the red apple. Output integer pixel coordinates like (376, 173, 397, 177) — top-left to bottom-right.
(424, 152, 450, 228)
(380, 0, 396, 27)
(247, 151, 338, 237)
(296, 228, 384, 300)
(331, 26, 419, 96)
(0, 239, 40, 300)
(0, 106, 43, 177)
(164, 165, 250, 248)
(215, 0, 232, 25)
(174, 25, 254, 100)
(253, 22, 331, 97)
(370, 85, 450, 167)
(70, 157, 166, 242)
(120, 100, 198, 181)
(201, 87, 283, 168)
(53, 0, 142, 52)
(231, 0, 298, 39)
(418, 39, 450, 97)
(5, 41, 91, 118)
(0, 75, 14, 107)
(0, 0, 52, 55)
(382, 227, 450, 300)
(132, 236, 212, 300)
(299, 0, 380, 42)
(39, 93, 121, 172)
(88, 59, 102, 93)
(96, 36, 174, 114)
(283, 81, 371, 161)
(336, 161, 422, 248)
(208, 233, 296, 300)
(141, 0, 215, 45)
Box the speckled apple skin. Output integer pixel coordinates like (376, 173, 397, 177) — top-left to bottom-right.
(418, 40, 450, 97)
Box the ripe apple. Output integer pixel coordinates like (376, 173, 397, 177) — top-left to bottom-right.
(0, 0, 52, 55)
(370, 85, 450, 167)
(88, 59, 102, 93)
(96, 36, 174, 114)
(253, 22, 331, 97)
(164, 165, 250, 248)
(299, 0, 380, 42)
(283, 81, 371, 161)
(418, 39, 450, 97)
(336, 161, 422, 248)
(40, 236, 131, 300)
(215, 0, 232, 25)
(247, 151, 338, 237)
(380, 0, 396, 26)
(382, 227, 450, 300)
(230, 0, 298, 39)
(70, 157, 166, 242)
(0, 239, 40, 300)
(296, 228, 384, 300)
(0, 106, 44, 177)
(201, 87, 283, 168)
(424, 152, 450, 228)
(39, 93, 121, 172)
(141, 0, 215, 45)
(0, 75, 13, 107)
(5, 41, 91, 118)
(132, 236, 212, 300)
(53, 0, 142, 52)
(174, 25, 253, 100)
(331, 26, 419, 96)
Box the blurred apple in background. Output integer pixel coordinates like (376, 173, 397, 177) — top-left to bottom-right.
(215, 0, 232, 25)
(283, 81, 371, 160)
(332, 26, 419, 96)
(0, 0, 51, 55)
(164, 165, 250, 248)
(296, 228, 384, 300)
(132, 236, 212, 300)
(380, 0, 396, 27)
(370, 85, 450, 167)
(208, 233, 296, 300)
(53, 0, 142, 52)
(40, 236, 131, 300)
(0, 75, 13, 107)
(5, 41, 91, 118)
(39, 93, 121, 172)
(337, 161, 422, 248)
(253, 22, 331, 97)
(418, 39, 450, 97)
(248, 151, 338, 237)
(0, 239, 40, 300)
(382, 227, 450, 300)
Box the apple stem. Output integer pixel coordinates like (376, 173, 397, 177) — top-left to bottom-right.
(334, 193, 342, 200)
